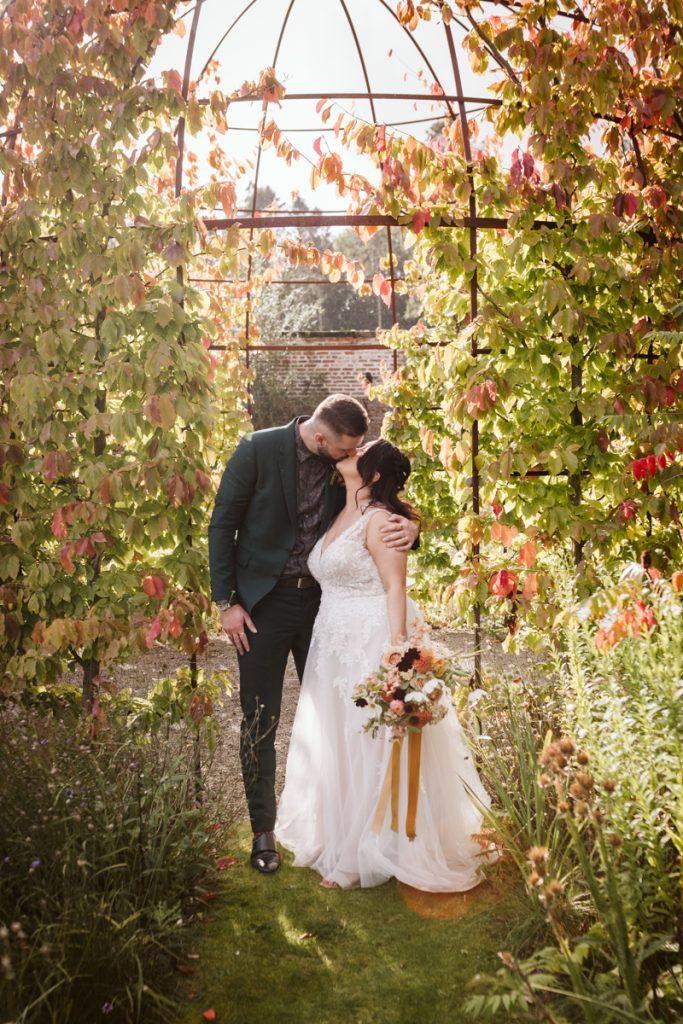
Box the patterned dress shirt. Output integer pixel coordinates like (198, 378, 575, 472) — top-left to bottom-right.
(281, 418, 330, 578)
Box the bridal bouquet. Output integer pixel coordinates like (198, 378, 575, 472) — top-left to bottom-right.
(353, 626, 466, 840)
(352, 626, 465, 738)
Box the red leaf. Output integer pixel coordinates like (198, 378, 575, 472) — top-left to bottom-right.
(51, 508, 67, 539)
(489, 570, 517, 599)
(42, 452, 58, 482)
(169, 618, 183, 638)
(372, 272, 385, 296)
(59, 544, 75, 575)
(0, 482, 9, 505)
(379, 278, 392, 307)
(166, 69, 183, 95)
(631, 457, 647, 481)
(67, 9, 84, 37)
(145, 616, 162, 648)
(618, 500, 637, 522)
(216, 856, 238, 870)
(623, 193, 638, 217)
(411, 209, 429, 233)
(313, 136, 323, 158)
(491, 500, 503, 519)
(97, 475, 112, 504)
(143, 575, 157, 598)
(202, 1011, 217, 1022)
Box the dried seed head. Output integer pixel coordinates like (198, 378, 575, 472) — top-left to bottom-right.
(574, 800, 589, 817)
(575, 771, 594, 790)
(609, 833, 623, 848)
(528, 846, 548, 866)
(570, 781, 588, 799)
(544, 879, 564, 897)
(558, 737, 575, 755)
(557, 800, 570, 814)
(577, 750, 590, 765)
(603, 778, 617, 793)
(539, 773, 552, 787)
(527, 869, 542, 887)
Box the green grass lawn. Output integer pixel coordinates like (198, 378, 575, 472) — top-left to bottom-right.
(175, 827, 525, 1024)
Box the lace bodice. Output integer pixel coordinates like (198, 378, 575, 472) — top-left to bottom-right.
(306, 509, 394, 695)
(308, 508, 387, 598)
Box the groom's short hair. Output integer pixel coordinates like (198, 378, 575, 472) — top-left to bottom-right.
(313, 394, 369, 438)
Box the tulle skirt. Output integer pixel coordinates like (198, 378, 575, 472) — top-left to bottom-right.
(276, 593, 491, 891)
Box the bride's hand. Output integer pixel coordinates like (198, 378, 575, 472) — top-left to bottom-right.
(379, 514, 419, 551)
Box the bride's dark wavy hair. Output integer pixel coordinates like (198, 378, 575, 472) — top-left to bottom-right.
(355, 439, 419, 522)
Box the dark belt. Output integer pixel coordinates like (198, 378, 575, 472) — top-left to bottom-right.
(274, 575, 319, 590)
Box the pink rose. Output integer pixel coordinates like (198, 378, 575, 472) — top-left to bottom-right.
(389, 700, 405, 715)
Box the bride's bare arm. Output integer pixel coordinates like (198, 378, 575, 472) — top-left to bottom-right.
(367, 513, 408, 644)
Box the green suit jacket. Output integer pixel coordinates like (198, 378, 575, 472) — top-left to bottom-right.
(208, 419, 344, 613)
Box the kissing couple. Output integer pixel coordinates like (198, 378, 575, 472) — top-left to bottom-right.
(209, 394, 490, 890)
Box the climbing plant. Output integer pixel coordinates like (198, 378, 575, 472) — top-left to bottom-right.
(0, 0, 251, 704)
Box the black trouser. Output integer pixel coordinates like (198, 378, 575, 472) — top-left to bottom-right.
(237, 584, 321, 833)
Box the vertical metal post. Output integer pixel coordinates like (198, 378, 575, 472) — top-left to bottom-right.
(445, 24, 481, 686)
(177, 0, 205, 802)
(386, 226, 399, 371)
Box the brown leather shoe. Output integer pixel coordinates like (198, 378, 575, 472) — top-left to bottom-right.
(250, 831, 281, 874)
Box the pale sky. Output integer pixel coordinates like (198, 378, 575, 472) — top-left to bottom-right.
(148, 0, 502, 212)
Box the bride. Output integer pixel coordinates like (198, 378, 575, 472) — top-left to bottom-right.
(276, 439, 491, 891)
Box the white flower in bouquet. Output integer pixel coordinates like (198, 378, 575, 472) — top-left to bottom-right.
(422, 678, 444, 699)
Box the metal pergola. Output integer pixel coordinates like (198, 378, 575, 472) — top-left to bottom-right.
(171, 0, 521, 683)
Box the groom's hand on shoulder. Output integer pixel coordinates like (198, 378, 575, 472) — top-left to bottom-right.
(379, 514, 419, 551)
(220, 604, 257, 655)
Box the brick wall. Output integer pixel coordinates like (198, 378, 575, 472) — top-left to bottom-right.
(251, 335, 403, 439)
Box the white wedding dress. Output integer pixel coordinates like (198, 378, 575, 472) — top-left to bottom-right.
(276, 509, 492, 891)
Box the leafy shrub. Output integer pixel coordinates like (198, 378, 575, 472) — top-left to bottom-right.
(0, 685, 233, 1024)
(466, 569, 683, 1022)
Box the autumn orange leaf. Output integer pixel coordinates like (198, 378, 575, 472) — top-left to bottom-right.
(518, 540, 537, 568)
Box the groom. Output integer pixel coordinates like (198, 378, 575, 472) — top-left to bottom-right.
(208, 394, 418, 874)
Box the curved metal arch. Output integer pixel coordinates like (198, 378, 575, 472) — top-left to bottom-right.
(336, 0, 399, 333)
(244, 0, 298, 351)
(375, 0, 457, 122)
(196, 0, 262, 85)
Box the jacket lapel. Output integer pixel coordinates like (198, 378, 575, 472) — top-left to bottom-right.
(279, 419, 298, 527)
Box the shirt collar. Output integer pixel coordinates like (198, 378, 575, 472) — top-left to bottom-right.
(295, 417, 323, 464)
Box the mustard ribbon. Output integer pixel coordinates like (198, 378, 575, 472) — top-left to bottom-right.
(371, 732, 422, 842)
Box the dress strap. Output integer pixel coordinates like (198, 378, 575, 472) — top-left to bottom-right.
(358, 506, 391, 535)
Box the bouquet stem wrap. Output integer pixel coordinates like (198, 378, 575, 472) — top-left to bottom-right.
(372, 732, 422, 841)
